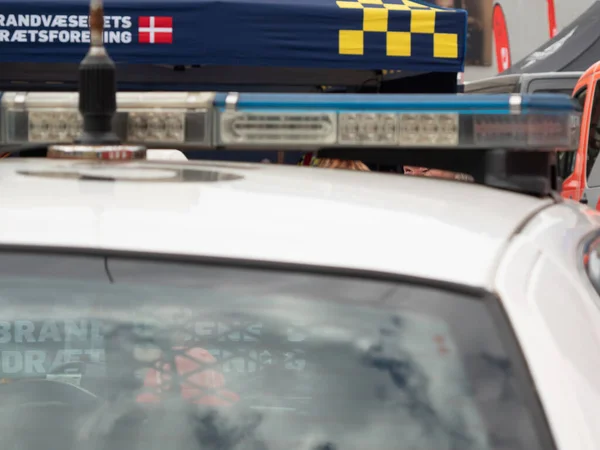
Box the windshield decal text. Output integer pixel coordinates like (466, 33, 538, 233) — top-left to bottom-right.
(0, 320, 105, 375)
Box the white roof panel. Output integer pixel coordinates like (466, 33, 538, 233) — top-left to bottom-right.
(0, 159, 553, 288)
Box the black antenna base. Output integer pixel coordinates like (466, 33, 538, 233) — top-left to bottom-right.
(75, 47, 120, 145)
(75, 129, 120, 145)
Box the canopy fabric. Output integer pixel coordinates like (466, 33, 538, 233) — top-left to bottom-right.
(502, 1, 600, 75)
(0, 0, 466, 73)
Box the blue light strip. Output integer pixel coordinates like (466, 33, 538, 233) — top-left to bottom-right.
(214, 93, 578, 115)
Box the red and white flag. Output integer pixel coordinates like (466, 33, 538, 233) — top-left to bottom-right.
(546, 0, 558, 38)
(138, 16, 173, 44)
(492, 4, 511, 73)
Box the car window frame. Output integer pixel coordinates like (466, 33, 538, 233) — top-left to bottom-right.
(584, 80, 600, 187)
(558, 87, 587, 181)
(526, 77, 579, 96)
(0, 244, 558, 450)
(581, 230, 600, 296)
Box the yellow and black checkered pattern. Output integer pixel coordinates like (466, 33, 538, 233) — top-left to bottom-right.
(336, 0, 458, 59)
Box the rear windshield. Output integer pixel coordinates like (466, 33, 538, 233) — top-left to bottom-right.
(0, 253, 547, 450)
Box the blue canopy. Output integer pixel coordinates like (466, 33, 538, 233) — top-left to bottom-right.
(0, 0, 466, 73)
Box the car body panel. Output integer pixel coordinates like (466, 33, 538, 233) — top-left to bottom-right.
(495, 201, 600, 450)
(0, 158, 553, 289)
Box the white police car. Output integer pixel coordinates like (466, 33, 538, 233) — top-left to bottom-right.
(0, 87, 598, 450)
(0, 146, 597, 450)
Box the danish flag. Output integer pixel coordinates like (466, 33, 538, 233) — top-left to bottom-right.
(138, 16, 173, 44)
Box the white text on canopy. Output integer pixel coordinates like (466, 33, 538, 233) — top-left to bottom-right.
(0, 14, 133, 44)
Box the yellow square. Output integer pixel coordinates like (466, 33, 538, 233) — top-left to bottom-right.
(337, 1, 364, 8)
(339, 30, 364, 55)
(410, 9, 436, 33)
(386, 31, 411, 56)
(363, 8, 388, 32)
(383, 3, 409, 9)
(433, 32, 458, 58)
(358, 0, 384, 4)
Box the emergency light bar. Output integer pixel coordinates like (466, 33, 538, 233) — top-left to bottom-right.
(0, 91, 580, 152)
(215, 93, 580, 151)
(0, 92, 213, 147)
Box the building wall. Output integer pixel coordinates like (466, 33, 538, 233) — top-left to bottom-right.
(462, 0, 595, 82)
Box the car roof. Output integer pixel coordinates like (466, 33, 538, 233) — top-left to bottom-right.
(464, 71, 584, 85)
(518, 71, 584, 80)
(464, 71, 583, 92)
(0, 158, 554, 289)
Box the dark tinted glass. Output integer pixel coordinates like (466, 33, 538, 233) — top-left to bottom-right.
(533, 88, 574, 95)
(558, 88, 586, 181)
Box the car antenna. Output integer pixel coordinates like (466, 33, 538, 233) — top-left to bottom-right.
(47, 0, 146, 160)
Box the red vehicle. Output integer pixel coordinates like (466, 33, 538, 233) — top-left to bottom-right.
(561, 62, 600, 208)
